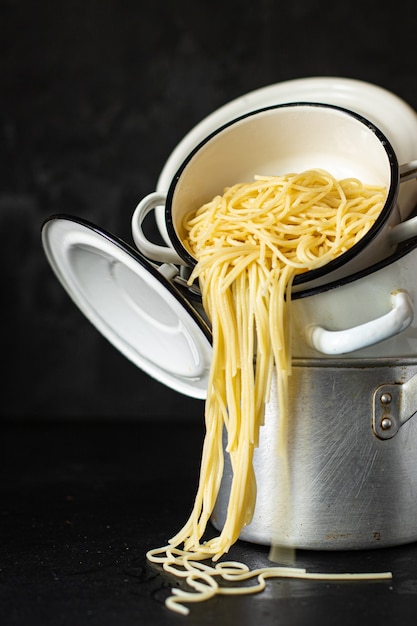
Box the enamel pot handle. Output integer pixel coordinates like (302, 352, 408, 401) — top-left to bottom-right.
(389, 161, 417, 244)
(131, 192, 184, 264)
(306, 290, 414, 355)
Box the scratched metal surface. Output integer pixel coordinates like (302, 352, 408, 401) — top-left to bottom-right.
(213, 361, 417, 549)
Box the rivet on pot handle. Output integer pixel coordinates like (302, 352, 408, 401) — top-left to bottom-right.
(373, 373, 417, 440)
(306, 290, 414, 355)
(131, 192, 184, 264)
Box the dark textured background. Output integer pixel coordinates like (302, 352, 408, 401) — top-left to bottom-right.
(3, 0, 417, 419)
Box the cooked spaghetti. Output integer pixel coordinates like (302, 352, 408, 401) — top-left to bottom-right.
(146, 169, 390, 614)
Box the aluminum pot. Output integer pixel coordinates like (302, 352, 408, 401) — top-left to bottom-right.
(211, 357, 417, 550)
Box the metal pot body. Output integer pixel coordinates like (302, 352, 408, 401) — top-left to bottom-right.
(211, 359, 417, 550)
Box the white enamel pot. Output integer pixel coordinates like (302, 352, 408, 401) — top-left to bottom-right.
(131, 102, 417, 293)
(291, 237, 417, 358)
(155, 77, 417, 232)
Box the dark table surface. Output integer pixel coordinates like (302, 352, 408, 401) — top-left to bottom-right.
(2, 417, 417, 626)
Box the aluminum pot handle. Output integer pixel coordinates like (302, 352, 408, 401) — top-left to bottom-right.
(131, 192, 184, 264)
(306, 290, 414, 355)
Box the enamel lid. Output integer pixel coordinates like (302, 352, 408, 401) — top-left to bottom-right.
(42, 215, 212, 398)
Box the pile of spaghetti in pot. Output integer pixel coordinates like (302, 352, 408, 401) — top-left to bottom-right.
(146, 168, 392, 615)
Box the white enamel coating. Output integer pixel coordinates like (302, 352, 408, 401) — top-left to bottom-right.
(131, 191, 174, 263)
(42, 217, 212, 398)
(156, 77, 417, 241)
(291, 241, 417, 359)
(132, 103, 402, 278)
(306, 290, 414, 355)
